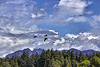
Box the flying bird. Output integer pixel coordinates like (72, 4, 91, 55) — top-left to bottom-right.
(34, 36, 37, 38)
(44, 38, 48, 41)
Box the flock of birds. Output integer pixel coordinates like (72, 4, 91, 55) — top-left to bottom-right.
(34, 34, 48, 41)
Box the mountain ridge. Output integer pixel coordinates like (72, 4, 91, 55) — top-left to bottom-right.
(6, 48, 99, 58)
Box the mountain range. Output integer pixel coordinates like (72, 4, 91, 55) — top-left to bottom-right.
(6, 48, 99, 58)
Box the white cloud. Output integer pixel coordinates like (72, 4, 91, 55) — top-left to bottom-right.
(88, 15, 100, 29)
(31, 14, 37, 19)
(88, 36, 99, 40)
(54, 37, 65, 46)
(65, 16, 88, 22)
(66, 34, 79, 39)
(73, 16, 88, 22)
(49, 30, 58, 34)
(31, 11, 47, 19)
(65, 17, 74, 22)
(86, 11, 93, 14)
(55, 0, 91, 16)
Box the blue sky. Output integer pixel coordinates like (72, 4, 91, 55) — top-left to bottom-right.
(89, 0, 100, 15)
(0, 0, 100, 57)
(33, 0, 96, 36)
(38, 22, 92, 36)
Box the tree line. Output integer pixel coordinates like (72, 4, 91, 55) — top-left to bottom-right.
(0, 49, 100, 67)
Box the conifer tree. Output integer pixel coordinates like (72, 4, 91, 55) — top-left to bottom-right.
(62, 50, 67, 59)
(39, 49, 46, 67)
(75, 51, 79, 61)
(66, 50, 71, 58)
(30, 54, 35, 66)
(51, 48, 55, 59)
(70, 50, 76, 60)
(85, 53, 88, 60)
(79, 52, 83, 62)
(60, 56, 64, 67)
(54, 50, 59, 60)
(34, 52, 39, 67)
(44, 49, 51, 67)
(67, 57, 72, 67)
(64, 58, 69, 67)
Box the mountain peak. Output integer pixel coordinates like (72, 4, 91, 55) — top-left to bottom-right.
(23, 48, 31, 51)
(70, 48, 78, 50)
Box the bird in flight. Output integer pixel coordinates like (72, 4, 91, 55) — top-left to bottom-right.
(34, 36, 37, 38)
(44, 38, 48, 41)
(33, 35, 48, 41)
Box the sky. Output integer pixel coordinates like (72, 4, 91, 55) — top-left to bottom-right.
(0, 0, 100, 57)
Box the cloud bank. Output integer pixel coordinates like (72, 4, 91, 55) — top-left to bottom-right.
(0, 0, 96, 26)
(0, 27, 100, 58)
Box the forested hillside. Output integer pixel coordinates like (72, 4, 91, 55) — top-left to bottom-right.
(0, 49, 100, 67)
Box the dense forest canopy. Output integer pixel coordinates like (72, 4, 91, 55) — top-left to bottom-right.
(0, 49, 100, 67)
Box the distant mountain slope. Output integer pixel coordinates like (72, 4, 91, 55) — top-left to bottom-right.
(6, 48, 43, 58)
(6, 48, 99, 58)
